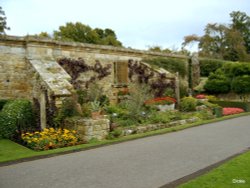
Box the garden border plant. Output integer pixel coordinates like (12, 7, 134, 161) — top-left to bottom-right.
(1, 112, 250, 164)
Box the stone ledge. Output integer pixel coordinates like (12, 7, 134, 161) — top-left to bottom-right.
(122, 117, 200, 136)
(0, 35, 189, 60)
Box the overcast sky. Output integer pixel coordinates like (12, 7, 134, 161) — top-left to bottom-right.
(1, 0, 250, 51)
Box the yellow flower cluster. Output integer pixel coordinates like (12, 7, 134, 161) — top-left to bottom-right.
(21, 128, 83, 151)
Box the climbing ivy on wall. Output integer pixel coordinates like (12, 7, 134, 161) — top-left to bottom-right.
(58, 58, 112, 89)
(128, 60, 175, 97)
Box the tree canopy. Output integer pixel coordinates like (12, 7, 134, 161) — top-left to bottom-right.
(0, 6, 10, 34)
(183, 11, 250, 61)
(53, 22, 122, 47)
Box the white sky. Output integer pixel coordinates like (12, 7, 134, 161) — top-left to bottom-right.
(1, 0, 250, 51)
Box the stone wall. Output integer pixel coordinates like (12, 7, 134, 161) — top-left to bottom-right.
(0, 36, 190, 100)
(64, 117, 110, 141)
(0, 35, 191, 130)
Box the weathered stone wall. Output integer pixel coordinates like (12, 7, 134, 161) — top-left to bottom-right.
(0, 39, 34, 99)
(64, 117, 110, 141)
(0, 36, 190, 130)
(0, 35, 190, 101)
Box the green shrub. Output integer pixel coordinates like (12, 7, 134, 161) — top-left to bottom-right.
(0, 99, 9, 111)
(53, 98, 80, 127)
(107, 128, 124, 139)
(179, 97, 197, 112)
(194, 110, 214, 120)
(144, 57, 188, 77)
(148, 112, 170, 124)
(199, 58, 226, 77)
(227, 63, 250, 77)
(0, 100, 35, 139)
(204, 71, 231, 94)
(211, 101, 250, 112)
(231, 75, 250, 94)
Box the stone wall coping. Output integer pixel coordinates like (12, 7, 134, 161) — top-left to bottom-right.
(0, 35, 189, 60)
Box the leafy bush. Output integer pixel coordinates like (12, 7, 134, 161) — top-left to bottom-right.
(211, 101, 250, 112)
(204, 70, 231, 94)
(0, 99, 9, 111)
(227, 63, 250, 77)
(120, 83, 153, 121)
(53, 98, 80, 127)
(21, 128, 84, 150)
(179, 97, 197, 112)
(0, 100, 35, 139)
(231, 75, 250, 94)
(148, 112, 170, 124)
(193, 110, 214, 120)
(107, 129, 123, 139)
(144, 57, 188, 77)
(200, 58, 226, 77)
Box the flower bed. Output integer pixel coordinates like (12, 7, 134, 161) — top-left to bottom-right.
(222, 107, 244, 116)
(21, 128, 84, 151)
(195, 94, 206, 99)
(145, 97, 176, 105)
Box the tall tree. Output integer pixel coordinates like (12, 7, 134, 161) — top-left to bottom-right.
(94, 28, 122, 46)
(0, 6, 10, 34)
(230, 11, 250, 54)
(183, 11, 250, 61)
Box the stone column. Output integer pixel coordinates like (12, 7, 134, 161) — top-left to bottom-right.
(191, 53, 200, 87)
(40, 91, 46, 130)
(175, 72, 180, 108)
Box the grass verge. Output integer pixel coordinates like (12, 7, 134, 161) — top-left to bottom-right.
(1, 112, 250, 164)
(178, 150, 250, 188)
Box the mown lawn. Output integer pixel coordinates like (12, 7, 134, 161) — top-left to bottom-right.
(179, 150, 250, 188)
(1, 112, 250, 164)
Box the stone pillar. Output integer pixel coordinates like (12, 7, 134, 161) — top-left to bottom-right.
(191, 53, 200, 87)
(40, 91, 46, 130)
(175, 72, 180, 108)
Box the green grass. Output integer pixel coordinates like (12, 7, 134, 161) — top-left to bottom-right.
(179, 151, 250, 188)
(1, 112, 250, 164)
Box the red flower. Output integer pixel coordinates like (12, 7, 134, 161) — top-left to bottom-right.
(145, 96, 176, 105)
(223, 107, 244, 116)
(195, 94, 206, 99)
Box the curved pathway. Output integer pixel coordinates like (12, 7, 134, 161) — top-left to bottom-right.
(1, 116, 250, 188)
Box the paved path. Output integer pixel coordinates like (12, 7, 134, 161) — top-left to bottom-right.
(1, 116, 250, 188)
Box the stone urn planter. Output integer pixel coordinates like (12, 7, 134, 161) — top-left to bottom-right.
(91, 111, 102, 119)
(157, 103, 175, 112)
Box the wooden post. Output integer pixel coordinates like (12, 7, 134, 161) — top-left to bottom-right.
(175, 72, 180, 108)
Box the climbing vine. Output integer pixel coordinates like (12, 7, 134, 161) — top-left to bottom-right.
(128, 59, 175, 97)
(58, 58, 111, 89)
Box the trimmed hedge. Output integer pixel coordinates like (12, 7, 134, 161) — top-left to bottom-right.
(144, 57, 188, 77)
(199, 58, 227, 77)
(204, 71, 231, 94)
(231, 75, 250, 94)
(0, 99, 36, 139)
(211, 100, 250, 112)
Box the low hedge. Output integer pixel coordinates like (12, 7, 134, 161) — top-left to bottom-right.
(143, 57, 188, 77)
(231, 75, 250, 94)
(211, 101, 250, 112)
(0, 99, 36, 139)
(0, 99, 9, 111)
(199, 58, 228, 77)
